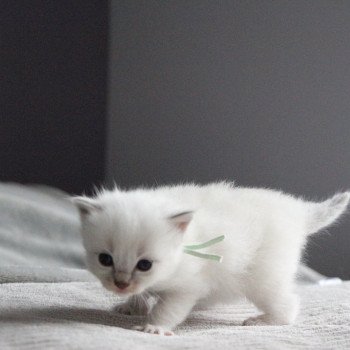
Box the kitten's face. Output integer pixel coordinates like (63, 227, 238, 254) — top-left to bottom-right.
(73, 194, 192, 297)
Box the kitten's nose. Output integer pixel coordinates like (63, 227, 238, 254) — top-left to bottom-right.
(114, 280, 130, 290)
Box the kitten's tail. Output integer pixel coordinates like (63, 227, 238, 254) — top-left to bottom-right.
(307, 191, 350, 234)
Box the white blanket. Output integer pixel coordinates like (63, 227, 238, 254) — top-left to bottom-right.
(1, 281, 349, 349)
(0, 182, 349, 349)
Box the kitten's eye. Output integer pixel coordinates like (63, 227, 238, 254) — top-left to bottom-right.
(136, 259, 152, 271)
(98, 253, 113, 267)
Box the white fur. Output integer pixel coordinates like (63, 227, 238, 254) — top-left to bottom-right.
(73, 182, 350, 335)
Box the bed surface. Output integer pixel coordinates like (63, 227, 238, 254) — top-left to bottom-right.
(0, 183, 349, 349)
(1, 280, 350, 350)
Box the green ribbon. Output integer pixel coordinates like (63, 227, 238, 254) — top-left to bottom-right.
(183, 235, 225, 262)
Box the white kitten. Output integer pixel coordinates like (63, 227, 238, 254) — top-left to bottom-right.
(73, 182, 349, 335)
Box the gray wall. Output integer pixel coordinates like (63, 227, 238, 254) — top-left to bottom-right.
(1, 1, 108, 194)
(107, 1, 350, 279)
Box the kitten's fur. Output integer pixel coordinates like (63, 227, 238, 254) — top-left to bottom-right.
(73, 182, 349, 335)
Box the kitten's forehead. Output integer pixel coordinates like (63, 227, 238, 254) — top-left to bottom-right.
(87, 190, 180, 257)
(110, 219, 164, 255)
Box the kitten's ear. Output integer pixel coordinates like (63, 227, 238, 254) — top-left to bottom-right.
(168, 211, 193, 232)
(71, 196, 102, 216)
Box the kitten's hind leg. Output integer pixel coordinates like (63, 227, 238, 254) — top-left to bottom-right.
(243, 289, 299, 326)
(243, 235, 303, 326)
(114, 294, 153, 316)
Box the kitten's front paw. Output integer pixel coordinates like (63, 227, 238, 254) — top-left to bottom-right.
(114, 303, 133, 315)
(132, 324, 174, 336)
(114, 296, 151, 316)
(114, 302, 150, 316)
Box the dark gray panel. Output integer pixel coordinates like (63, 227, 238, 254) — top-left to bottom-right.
(1, 1, 108, 194)
(107, 1, 350, 278)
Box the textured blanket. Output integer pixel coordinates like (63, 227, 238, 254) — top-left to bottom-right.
(0, 182, 349, 349)
(1, 281, 349, 349)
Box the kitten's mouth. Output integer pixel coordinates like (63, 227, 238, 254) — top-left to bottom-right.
(107, 281, 138, 296)
(115, 287, 131, 295)
(102, 280, 140, 297)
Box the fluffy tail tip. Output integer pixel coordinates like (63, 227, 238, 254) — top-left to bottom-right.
(329, 191, 350, 209)
(308, 191, 350, 234)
